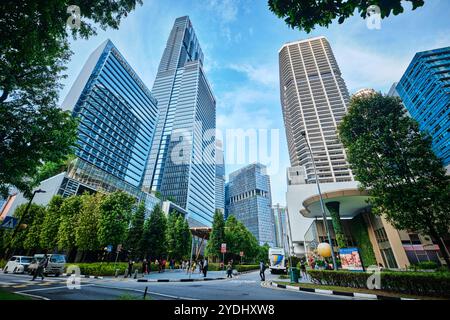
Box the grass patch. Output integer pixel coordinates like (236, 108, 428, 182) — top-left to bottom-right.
(273, 281, 446, 300)
(117, 293, 151, 300)
(0, 289, 32, 300)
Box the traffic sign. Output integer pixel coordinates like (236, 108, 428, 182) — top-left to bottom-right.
(240, 251, 244, 257)
(117, 244, 122, 252)
(106, 245, 113, 253)
(0, 216, 18, 229)
(221, 243, 226, 253)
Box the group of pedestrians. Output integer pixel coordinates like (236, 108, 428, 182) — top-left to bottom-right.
(181, 258, 209, 277)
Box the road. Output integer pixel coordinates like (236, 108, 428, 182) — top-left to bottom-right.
(0, 271, 355, 300)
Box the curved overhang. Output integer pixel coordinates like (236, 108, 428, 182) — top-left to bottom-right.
(300, 188, 371, 218)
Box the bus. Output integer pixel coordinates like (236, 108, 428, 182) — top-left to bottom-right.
(268, 248, 287, 274)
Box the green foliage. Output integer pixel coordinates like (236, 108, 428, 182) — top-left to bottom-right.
(268, 0, 425, 33)
(57, 196, 82, 251)
(68, 262, 159, 277)
(338, 93, 450, 266)
(32, 154, 76, 186)
(141, 204, 167, 259)
(224, 215, 259, 261)
(350, 214, 377, 267)
(97, 191, 134, 248)
(167, 212, 191, 261)
(0, 0, 143, 198)
(126, 202, 146, 259)
(23, 204, 46, 251)
(307, 270, 450, 298)
(40, 195, 64, 251)
(412, 261, 438, 270)
(206, 210, 226, 259)
(257, 243, 270, 263)
(75, 193, 102, 251)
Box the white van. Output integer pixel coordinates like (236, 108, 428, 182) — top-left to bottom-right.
(3, 256, 33, 274)
(28, 254, 66, 277)
(268, 248, 287, 274)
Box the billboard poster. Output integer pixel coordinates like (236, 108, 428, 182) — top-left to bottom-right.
(339, 247, 364, 271)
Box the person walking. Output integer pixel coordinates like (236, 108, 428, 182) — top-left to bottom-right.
(32, 254, 48, 281)
(155, 259, 160, 273)
(226, 261, 233, 278)
(142, 259, 148, 275)
(202, 258, 208, 277)
(127, 259, 134, 277)
(300, 261, 307, 278)
(259, 260, 266, 281)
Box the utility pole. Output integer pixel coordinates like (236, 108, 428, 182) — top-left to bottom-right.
(301, 131, 337, 270)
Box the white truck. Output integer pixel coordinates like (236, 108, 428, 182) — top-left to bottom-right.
(268, 248, 287, 274)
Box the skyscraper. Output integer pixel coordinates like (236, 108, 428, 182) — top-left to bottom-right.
(226, 163, 275, 247)
(272, 204, 287, 249)
(397, 46, 450, 167)
(61, 39, 159, 188)
(142, 16, 216, 227)
(215, 140, 225, 213)
(279, 36, 353, 183)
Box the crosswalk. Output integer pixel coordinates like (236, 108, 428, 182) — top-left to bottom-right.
(0, 277, 68, 289)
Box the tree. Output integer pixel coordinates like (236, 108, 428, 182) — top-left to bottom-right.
(205, 210, 226, 259)
(224, 215, 259, 261)
(338, 93, 450, 267)
(57, 195, 82, 252)
(75, 193, 102, 252)
(97, 191, 134, 248)
(3, 203, 45, 252)
(40, 195, 64, 251)
(166, 211, 179, 259)
(141, 204, 167, 260)
(175, 216, 192, 261)
(23, 203, 46, 252)
(268, 0, 425, 33)
(125, 202, 146, 259)
(0, 0, 143, 197)
(257, 243, 270, 263)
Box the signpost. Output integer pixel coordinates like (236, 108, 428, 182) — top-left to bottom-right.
(240, 251, 244, 264)
(221, 243, 226, 270)
(0, 216, 18, 230)
(114, 244, 122, 269)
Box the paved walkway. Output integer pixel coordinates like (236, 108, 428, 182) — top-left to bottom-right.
(142, 269, 227, 280)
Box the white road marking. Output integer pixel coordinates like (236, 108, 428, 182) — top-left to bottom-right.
(16, 283, 95, 293)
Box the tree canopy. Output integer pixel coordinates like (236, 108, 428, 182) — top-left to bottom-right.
(338, 93, 450, 267)
(141, 204, 167, 260)
(268, 0, 425, 33)
(205, 210, 226, 259)
(0, 0, 143, 198)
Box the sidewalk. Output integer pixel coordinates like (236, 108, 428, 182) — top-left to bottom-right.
(137, 269, 227, 282)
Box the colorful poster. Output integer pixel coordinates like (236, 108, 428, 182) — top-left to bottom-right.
(339, 247, 364, 271)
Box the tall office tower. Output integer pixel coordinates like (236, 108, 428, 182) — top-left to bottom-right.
(142, 16, 216, 226)
(272, 204, 287, 249)
(61, 40, 159, 188)
(226, 163, 275, 247)
(279, 36, 353, 183)
(215, 140, 225, 213)
(397, 46, 450, 167)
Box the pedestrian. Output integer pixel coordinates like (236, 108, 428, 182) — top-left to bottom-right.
(127, 259, 134, 277)
(203, 258, 208, 277)
(300, 262, 307, 278)
(226, 261, 233, 278)
(32, 254, 48, 281)
(170, 259, 175, 270)
(259, 260, 266, 281)
(142, 259, 148, 275)
(198, 259, 203, 274)
(155, 259, 160, 273)
(162, 258, 166, 272)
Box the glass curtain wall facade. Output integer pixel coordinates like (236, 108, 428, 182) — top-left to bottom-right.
(61, 40, 158, 188)
(226, 164, 275, 247)
(278, 36, 354, 183)
(397, 46, 450, 166)
(272, 204, 287, 248)
(215, 140, 225, 213)
(142, 16, 216, 227)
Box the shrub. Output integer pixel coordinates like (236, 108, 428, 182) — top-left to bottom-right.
(307, 270, 450, 298)
(66, 262, 159, 276)
(235, 264, 259, 272)
(415, 261, 438, 270)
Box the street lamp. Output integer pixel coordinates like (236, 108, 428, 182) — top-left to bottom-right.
(6, 189, 46, 258)
(300, 131, 338, 270)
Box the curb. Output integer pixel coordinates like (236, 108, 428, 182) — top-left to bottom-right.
(269, 282, 416, 300)
(62, 273, 103, 280)
(137, 277, 226, 283)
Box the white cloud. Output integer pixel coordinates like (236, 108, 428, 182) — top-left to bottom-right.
(228, 63, 279, 87)
(206, 0, 239, 23)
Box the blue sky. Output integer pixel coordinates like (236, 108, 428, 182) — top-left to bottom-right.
(59, 0, 450, 206)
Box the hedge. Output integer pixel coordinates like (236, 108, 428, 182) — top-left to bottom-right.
(307, 270, 450, 298)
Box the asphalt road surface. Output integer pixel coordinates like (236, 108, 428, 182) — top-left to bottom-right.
(0, 271, 355, 300)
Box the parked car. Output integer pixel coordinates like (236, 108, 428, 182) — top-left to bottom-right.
(3, 256, 33, 274)
(28, 254, 66, 277)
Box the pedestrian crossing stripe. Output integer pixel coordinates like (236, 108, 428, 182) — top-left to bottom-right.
(37, 282, 53, 286)
(12, 284, 28, 288)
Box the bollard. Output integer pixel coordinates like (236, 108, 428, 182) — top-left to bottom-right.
(124, 269, 128, 278)
(134, 269, 138, 279)
(115, 269, 119, 278)
(143, 286, 148, 300)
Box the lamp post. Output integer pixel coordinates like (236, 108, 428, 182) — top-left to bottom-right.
(301, 131, 337, 270)
(5, 189, 46, 258)
(283, 210, 294, 276)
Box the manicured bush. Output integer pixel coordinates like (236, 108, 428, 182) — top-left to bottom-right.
(307, 270, 450, 297)
(414, 261, 438, 270)
(65, 262, 159, 276)
(235, 264, 259, 272)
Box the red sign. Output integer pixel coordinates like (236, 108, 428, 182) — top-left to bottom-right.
(239, 251, 244, 257)
(221, 243, 226, 253)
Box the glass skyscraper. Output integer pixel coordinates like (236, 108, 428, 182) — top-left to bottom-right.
(61, 39, 159, 188)
(142, 16, 216, 227)
(226, 163, 275, 247)
(215, 140, 225, 213)
(397, 46, 450, 167)
(272, 204, 287, 249)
